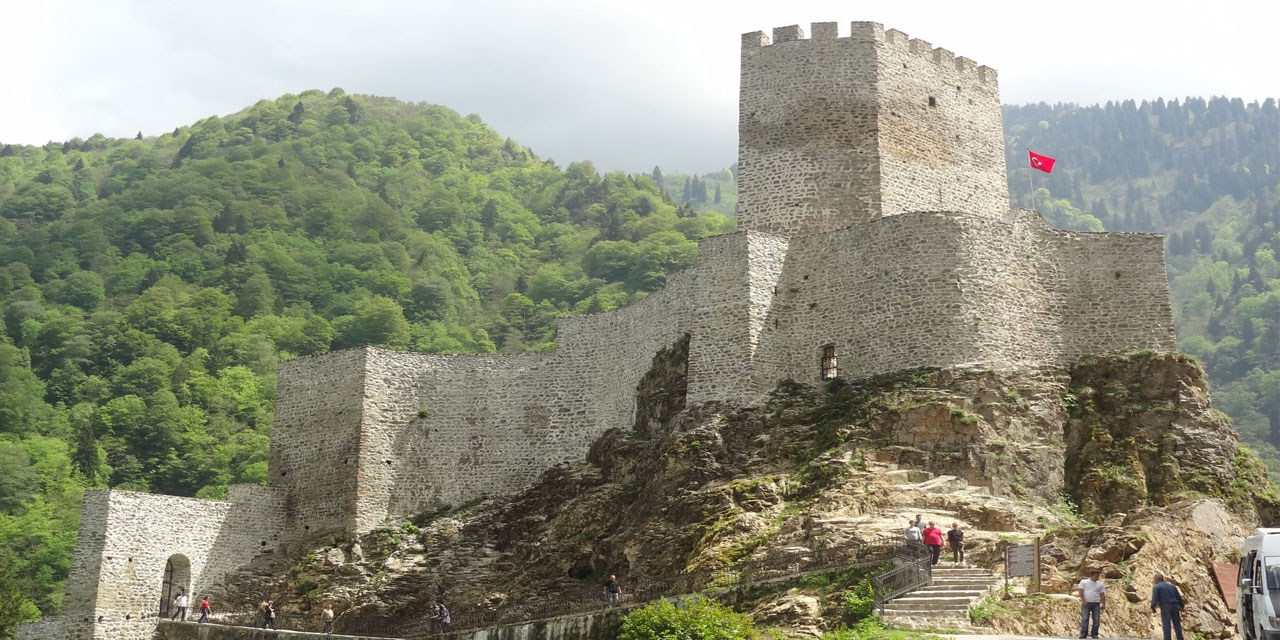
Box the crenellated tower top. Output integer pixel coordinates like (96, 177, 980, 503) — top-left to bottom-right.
(738, 21, 1010, 236)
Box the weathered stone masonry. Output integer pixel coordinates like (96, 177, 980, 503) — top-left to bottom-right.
(23, 21, 1176, 640)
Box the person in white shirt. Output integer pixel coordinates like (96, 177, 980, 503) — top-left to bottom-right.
(903, 519, 922, 544)
(171, 589, 189, 621)
(1076, 569, 1106, 639)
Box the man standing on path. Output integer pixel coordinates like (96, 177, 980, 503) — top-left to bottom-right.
(604, 574, 623, 608)
(922, 522, 944, 566)
(1077, 569, 1106, 639)
(947, 523, 965, 565)
(1151, 572, 1186, 640)
(171, 589, 188, 621)
(322, 604, 335, 634)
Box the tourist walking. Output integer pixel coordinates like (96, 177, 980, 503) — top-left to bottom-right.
(430, 601, 451, 633)
(947, 523, 965, 564)
(322, 604, 335, 634)
(922, 522, 944, 565)
(257, 599, 269, 628)
(1076, 569, 1106, 639)
(264, 599, 277, 630)
(1151, 572, 1186, 640)
(171, 589, 188, 621)
(903, 519, 922, 545)
(604, 574, 623, 608)
(197, 596, 212, 623)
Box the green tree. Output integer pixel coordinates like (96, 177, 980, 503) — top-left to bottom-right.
(333, 296, 411, 349)
(0, 549, 41, 639)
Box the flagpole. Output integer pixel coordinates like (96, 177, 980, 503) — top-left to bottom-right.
(1027, 149, 1035, 211)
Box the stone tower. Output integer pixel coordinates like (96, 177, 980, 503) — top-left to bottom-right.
(738, 22, 1010, 236)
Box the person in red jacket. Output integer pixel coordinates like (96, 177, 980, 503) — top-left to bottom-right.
(922, 521, 944, 565)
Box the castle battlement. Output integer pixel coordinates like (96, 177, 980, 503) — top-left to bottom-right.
(742, 22, 997, 87)
(738, 20, 1009, 235)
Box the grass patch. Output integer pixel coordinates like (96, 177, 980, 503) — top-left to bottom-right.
(969, 594, 1011, 626)
(821, 618, 943, 640)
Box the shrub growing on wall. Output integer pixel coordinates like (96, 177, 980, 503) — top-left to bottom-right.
(618, 596, 758, 640)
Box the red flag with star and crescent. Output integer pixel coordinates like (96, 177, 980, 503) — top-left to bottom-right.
(1028, 150, 1056, 173)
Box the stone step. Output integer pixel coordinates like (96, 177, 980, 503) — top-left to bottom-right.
(883, 609, 975, 621)
(911, 588, 987, 597)
(886, 596, 978, 609)
(931, 581, 998, 588)
(931, 569, 993, 576)
(884, 601, 973, 612)
(892, 593, 984, 602)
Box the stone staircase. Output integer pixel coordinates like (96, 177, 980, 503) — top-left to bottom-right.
(880, 565, 999, 630)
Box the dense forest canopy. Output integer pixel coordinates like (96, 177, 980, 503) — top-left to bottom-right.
(0, 89, 732, 625)
(1, 90, 1277, 631)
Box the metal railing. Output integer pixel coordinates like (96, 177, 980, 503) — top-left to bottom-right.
(871, 541, 932, 613)
(176, 535, 918, 638)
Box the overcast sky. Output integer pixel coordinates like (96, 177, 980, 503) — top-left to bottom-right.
(1, 0, 1276, 173)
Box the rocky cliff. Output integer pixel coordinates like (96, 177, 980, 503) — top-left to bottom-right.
(214, 344, 1275, 639)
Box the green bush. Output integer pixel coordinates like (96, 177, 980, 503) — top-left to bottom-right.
(618, 597, 758, 640)
(821, 618, 934, 640)
(838, 579, 875, 621)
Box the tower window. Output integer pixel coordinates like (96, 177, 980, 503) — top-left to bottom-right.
(820, 344, 839, 380)
(928, 96, 937, 108)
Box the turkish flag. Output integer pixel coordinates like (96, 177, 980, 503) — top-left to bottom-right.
(1028, 150, 1056, 173)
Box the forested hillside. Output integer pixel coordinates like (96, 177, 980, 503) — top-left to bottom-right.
(1003, 98, 1280, 477)
(2, 90, 1277, 630)
(0, 89, 732, 624)
(651, 165, 738, 216)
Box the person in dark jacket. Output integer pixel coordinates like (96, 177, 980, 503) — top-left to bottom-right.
(1150, 572, 1185, 640)
(946, 523, 965, 564)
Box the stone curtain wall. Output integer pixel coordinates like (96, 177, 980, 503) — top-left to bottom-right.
(756, 214, 981, 384)
(358, 351, 551, 527)
(268, 213, 1173, 537)
(1052, 226, 1177, 357)
(738, 22, 1008, 237)
(957, 210, 1176, 367)
(346, 258, 701, 527)
(21, 489, 285, 640)
(269, 348, 368, 544)
(753, 211, 1175, 388)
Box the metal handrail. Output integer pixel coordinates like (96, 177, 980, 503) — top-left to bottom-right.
(871, 541, 932, 613)
(173, 535, 913, 637)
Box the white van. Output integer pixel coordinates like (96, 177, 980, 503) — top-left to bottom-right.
(1239, 528, 1280, 640)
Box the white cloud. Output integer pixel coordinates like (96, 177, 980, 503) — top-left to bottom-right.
(1, 0, 1276, 172)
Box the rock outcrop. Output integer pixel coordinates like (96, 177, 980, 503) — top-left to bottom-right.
(212, 350, 1276, 639)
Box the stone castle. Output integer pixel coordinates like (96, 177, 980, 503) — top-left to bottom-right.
(21, 21, 1176, 640)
